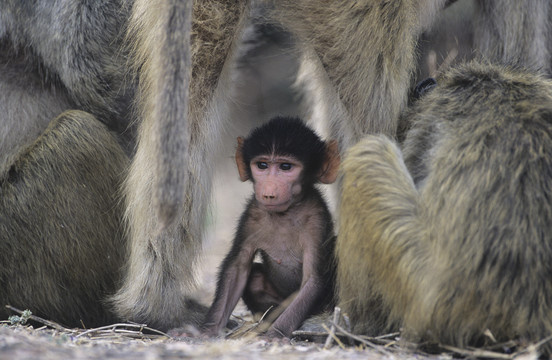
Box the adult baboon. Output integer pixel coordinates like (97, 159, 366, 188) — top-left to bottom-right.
(0, 0, 248, 329)
(0, 110, 128, 327)
(280, 0, 552, 146)
(473, 1, 552, 74)
(338, 62, 552, 352)
(2, 0, 552, 332)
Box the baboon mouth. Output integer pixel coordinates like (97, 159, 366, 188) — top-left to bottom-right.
(260, 202, 291, 212)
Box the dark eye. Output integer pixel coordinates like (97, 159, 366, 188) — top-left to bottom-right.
(280, 163, 292, 171)
(257, 162, 268, 170)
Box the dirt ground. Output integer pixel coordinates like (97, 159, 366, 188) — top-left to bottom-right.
(0, 324, 427, 360)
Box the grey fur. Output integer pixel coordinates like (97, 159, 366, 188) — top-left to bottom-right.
(474, 0, 552, 73)
(0, 0, 134, 140)
(0, 49, 74, 176)
(109, 0, 249, 330)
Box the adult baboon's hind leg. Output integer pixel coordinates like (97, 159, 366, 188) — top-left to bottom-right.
(111, 0, 248, 330)
(0, 110, 129, 327)
(337, 135, 427, 336)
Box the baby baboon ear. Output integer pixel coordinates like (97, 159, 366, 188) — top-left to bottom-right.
(318, 140, 340, 184)
(235, 137, 250, 182)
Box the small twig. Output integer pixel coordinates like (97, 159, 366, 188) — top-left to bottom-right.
(226, 306, 276, 339)
(341, 313, 354, 346)
(75, 323, 169, 338)
(531, 334, 552, 351)
(323, 306, 341, 349)
(321, 323, 346, 349)
(329, 321, 393, 356)
(510, 334, 552, 358)
(440, 344, 514, 359)
(6, 305, 169, 341)
(373, 332, 400, 340)
(6, 305, 69, 332)
(257, 306, 274, 323)
(484, 340, 518, 351)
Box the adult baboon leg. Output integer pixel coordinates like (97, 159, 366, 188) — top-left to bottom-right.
(0, 110, 128, 327)
(0, 1, 134, 141)
(473, 0, 552, 73)
(112, 0, 248, 330)
(337, 135, 428, 336)
(414, 0, 475, 82)
(294, 48, 355, 154)
(275, 0, 447, 140)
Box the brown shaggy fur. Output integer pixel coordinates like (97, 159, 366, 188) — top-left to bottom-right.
(338, 62, 552, 353)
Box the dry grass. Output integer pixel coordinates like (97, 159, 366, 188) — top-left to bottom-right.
(2, 305, 547, 360)
(1, 306, 395, 360)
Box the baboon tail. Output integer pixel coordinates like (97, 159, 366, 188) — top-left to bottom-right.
(129, 0, 193, 228)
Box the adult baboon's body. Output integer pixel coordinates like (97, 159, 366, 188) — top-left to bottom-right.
(338, 61, 552, 352)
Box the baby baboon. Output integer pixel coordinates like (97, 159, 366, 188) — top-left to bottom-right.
(337, 62, 552, 353)
(0, 111, 128, 327)
(203, 117, 338, 338)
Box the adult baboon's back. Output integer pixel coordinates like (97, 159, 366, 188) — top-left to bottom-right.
(338, 62, 552, 352)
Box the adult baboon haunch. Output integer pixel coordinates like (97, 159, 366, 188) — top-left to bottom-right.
(0, 111, 128, 327)
(338, 62, 552, 353)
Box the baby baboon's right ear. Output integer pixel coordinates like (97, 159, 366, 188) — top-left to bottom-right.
(235, 137, 250, 182)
